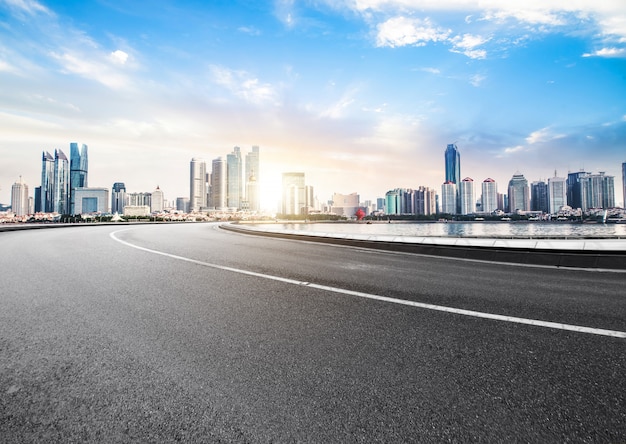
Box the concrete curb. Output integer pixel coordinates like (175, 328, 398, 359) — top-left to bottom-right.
(221, 223, 626, 270)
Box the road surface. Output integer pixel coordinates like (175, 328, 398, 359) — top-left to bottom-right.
(1, 222, 625, 442)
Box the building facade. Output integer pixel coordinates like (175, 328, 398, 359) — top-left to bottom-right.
(507, 172, 530, 213)
(331, 192, 360, 217)
(111, 182, 126, 214)
(151, 186, 164, 212)
(441, 182, 457, 214)
(189, 158, 207, 212)
(11, 178, 29, 216)
(459, 177, 474, 215)
(481, 178, 498, 213)
(548, 175, 567, 214)
(73, 187, 110, 214)
(282, 172, 308, 215)
(69, 143, 88, 214)
(227, 147, 242, 209)
(245, 146, 260, 212)
(531, 181, 549, 213)
(210, 157, 227, 210)
(580, 172, 615, 210)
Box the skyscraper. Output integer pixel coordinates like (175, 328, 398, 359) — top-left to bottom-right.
(245, 146, 260, 212)
(211, 157, 227, 210)
(52, 149, 70, 214)
(69, 143, 88, 214)
(151, 186, 164, 212)
(227, 146, 242, 209)
(548, 174, 567, 214)
(444, 143, 460, 184)
(459, 177, 475, 215)
(566, 170, 588, 209)
(580, 172, 615, 210)
(282, 172, 307, 215)
(441, 182, 457, 214)
(507, 172, 530, 213)
(444, 143, 461, 213)
(11, 177, 29, 216)
(189, 158, 207, 212)
(622, 162, 626, 208)
(481, 178, 498, 213)
(531, 181, 549, 213)
(40, 151, 55, 213)
(111, 182, 126, 214)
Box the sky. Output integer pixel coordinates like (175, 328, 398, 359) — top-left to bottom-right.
(1, 0, 625, 209)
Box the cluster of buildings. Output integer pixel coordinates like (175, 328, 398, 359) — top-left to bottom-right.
(189, 146, 260, 214)
(379, 144, 625, 219)
(3, 142, 626, 222)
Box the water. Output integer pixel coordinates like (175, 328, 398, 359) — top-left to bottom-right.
(256, 221, 626, 238)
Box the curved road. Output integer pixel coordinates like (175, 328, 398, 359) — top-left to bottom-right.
(1, 223, 625, 442)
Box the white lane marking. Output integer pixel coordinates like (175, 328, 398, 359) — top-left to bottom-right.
(110, 229, 626, 339)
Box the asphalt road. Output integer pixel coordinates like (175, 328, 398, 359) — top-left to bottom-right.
(1, 222, 625, 443)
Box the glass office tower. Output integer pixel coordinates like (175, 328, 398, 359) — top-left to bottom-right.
(70, 143, 88, 214)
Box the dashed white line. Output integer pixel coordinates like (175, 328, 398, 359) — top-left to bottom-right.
(110, 229, 626, 339)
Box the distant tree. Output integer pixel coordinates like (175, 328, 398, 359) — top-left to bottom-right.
(355, 208, 365, 221)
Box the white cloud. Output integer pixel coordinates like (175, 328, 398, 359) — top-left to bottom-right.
(50, 50, 131, 89)
(110, 49, 129, 65)
(503, 145, 524, 154)
(525, 127, 566, 144)
(376, 17, 450, 48)
(450, 33, 489, 59)
(339, 0, 626, 50)
(1, 0, 52, 16)
(582, 47, 626, 57)
(210, 65, 278, 105)
(418, 67, 441, 74)
(469, 74, 486, 87)
(238, 26, 261, 36)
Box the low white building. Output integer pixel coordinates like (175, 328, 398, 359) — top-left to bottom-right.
(74, 187, 110, 214)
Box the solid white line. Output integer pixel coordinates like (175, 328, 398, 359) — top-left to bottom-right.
(110, 229, 626, 339)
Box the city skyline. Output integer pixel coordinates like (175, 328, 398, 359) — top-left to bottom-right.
(1, 1, 625, 206)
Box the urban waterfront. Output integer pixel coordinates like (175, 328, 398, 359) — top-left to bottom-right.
(257, 221, 626, 238)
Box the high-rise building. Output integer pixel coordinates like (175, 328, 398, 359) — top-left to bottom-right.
(69, 143, 88, 214)
(176, 197, 190, 213)
(11, 177, 29, 216)
(282, 172, 307, 215)
(444, 143, 461, 213)
(111, 182, 126, 214)
(444, 143, 460, 184)
(481, 178, 498, 213)
(245, 146, 260, 212)
(531, 181, 549, 213)
(189, 158, 207, 212)
(566, 171, 588, 209)
(211, 157, 227, 210)
(151, 186, 164, 212)
(622, 162, 626, 208)
(245, 172, 259, 213)
(507, 172, 530, 213)
(548, 174, 567, 214)
(441, 181, 457, 214)
(459, 177, 475, 215)
(581, 172, 615, 210)
(52, 149, 70, 214)
(39, 151, 55, 212)
(127, 192, 151, 207)
(227, 146, 242, 209)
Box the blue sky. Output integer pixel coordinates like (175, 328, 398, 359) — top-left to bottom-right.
(1, 0, 625, 208)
